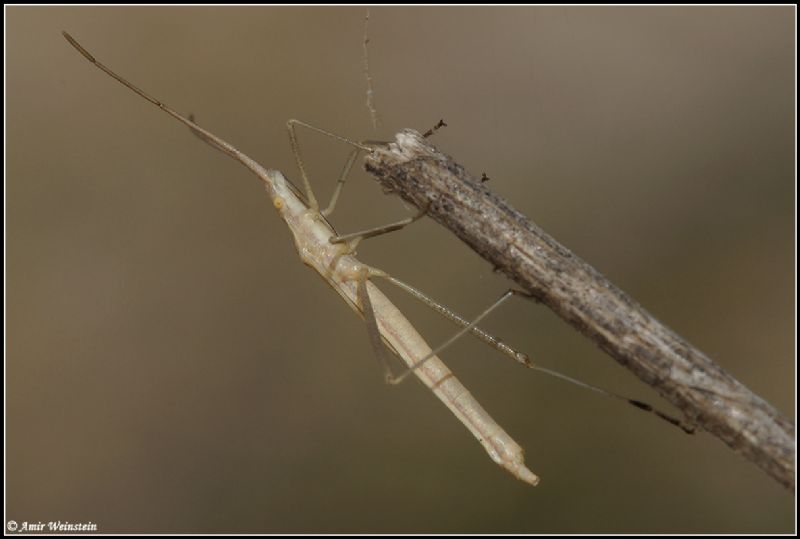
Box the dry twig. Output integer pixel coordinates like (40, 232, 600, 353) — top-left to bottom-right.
(364, 129, 795, 490)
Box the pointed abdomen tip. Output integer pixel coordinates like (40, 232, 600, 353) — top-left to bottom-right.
(513, 463, 540, 486)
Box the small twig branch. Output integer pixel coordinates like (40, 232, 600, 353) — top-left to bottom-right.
(364, 129, 795, 490)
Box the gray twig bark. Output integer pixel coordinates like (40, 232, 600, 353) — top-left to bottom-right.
(364, 129, 794, 490)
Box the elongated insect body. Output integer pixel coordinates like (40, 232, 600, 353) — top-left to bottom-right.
(63, 32, 539, 486)
(271, 168, 538, 485)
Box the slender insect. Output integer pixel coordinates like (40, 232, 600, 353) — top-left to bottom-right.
(63, 31, 691, 487)
(62, 31, 543, 485)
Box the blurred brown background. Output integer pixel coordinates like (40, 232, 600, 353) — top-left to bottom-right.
(6, 6, 794, 533)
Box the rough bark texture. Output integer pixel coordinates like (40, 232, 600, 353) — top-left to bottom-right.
(364, 129, 795, 490)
